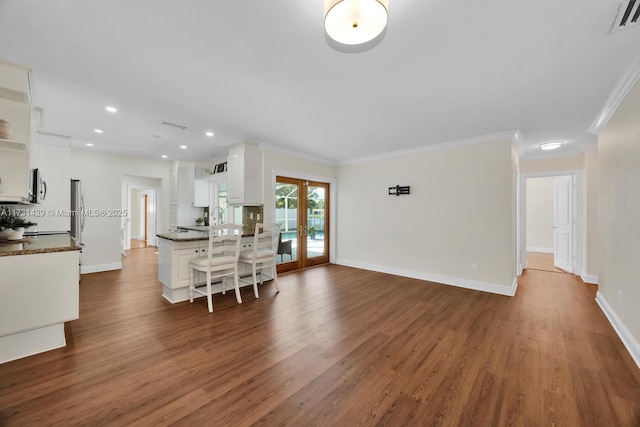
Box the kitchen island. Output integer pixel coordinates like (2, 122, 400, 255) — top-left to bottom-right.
(157, 229, 255, 304)
(0, 234, 81, 363)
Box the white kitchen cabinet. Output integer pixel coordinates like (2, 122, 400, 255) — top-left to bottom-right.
(177, 164, 195, 205)
(157, 234, 255, 303)
(169, 160, 201, 228)
(0, 98, 31, 203)
(0, 60, 31, 103)
(193, 177, 210, 207)
(228, 142, 262, 205)
(0, 249, 79, 363)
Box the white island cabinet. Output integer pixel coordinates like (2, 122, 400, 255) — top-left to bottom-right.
(0, 235, 81, 363)
(157, 230, 255, 304)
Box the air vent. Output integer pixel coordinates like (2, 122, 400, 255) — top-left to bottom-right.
(161, 121, 187, 130)
(611, 0, 640, 33)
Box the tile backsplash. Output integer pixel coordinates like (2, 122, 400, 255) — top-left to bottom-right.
(241, 205, 263, 235)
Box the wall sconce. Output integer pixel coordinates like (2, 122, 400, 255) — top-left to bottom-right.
(388, 185, 410, 196)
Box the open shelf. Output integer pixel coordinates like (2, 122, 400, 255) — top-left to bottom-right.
(0, 138, 27, 152)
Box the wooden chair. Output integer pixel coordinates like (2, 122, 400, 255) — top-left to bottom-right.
(238, 222, 281, 298)
(189, 223, 243, 313)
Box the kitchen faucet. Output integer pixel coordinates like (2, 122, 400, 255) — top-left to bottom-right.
(210, 206, 224, 225)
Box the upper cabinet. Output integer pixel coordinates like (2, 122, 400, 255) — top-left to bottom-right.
(228, 142, 262, 206)
(0, 61, 32, 203)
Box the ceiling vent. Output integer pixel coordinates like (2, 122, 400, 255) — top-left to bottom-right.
(611, 0, 640, 33)
(161, 121, 187, 130)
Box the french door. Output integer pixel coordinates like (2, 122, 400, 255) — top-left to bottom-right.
(275, 176, 330, 273)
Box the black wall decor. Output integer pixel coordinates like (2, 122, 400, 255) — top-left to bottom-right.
(388, 185, 410, 196)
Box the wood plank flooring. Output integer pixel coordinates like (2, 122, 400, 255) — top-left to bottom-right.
(0, 248, 638, 425)
(526, 251, 567, 273)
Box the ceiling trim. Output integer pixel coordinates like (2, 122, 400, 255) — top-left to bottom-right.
(259, 142, 339, 166)
(588, 53, 640, 135)
(339, 130, 521, 166)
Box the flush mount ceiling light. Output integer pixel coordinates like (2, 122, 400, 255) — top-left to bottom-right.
(94, 129, 103, 134)
(206, 131, 214, 137)
(324, 0, 388, 46)
(539, 141, 563, 151)
(105, 106, 117, 113)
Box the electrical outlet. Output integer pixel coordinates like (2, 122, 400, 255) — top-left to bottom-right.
(472, 262, 479, 271)
(619, 290, 623, 303)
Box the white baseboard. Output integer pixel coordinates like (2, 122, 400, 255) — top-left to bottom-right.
(581, 273, 598, 284)
(595, 291, 640, 369)
(336, 258, 518, 297)
(81, 262, 122, 274)
(527, 247, 554, 254)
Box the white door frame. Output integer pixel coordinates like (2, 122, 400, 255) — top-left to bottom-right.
(519, 170, 583, 276)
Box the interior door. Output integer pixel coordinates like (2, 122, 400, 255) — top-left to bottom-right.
(142, 190, 157, 247)
(553, 175, 573, 272)
(276, 177, 330, 273)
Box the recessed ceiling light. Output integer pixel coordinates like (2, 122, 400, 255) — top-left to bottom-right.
(94, 129, 103, 134)
(161, 154, 168, 159)
(180, 145, 187, 149)
(86, 143, 94, 147)
(539, 141, 563, 150)
(206, 131, 214, 137)
(105, 106, 118, 113)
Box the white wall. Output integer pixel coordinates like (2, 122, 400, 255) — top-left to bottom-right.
(70, 150, 170, 273)
(525, 176, 555, 253)
(597, 78, 640, 366)
(336, 139, 517, 295)
(582, 148, 598, 280)
(262, 148, 337, 224)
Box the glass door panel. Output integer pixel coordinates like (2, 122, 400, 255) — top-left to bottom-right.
(275, 179, 299, 270)
(276, 176, 329, 273)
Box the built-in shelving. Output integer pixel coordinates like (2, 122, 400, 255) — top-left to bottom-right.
(0, 138, 27, 152)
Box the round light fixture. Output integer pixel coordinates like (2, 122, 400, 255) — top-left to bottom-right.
(325, 0, 388, 45)
(105, 106, 118, 113)
(206, 131, 214, 137)
(86, 143, 94, 147)
(161, 154, 168, 159)
(180, 145, 187, 149)
(94, 129, 103, 134)
(539, 141, 563, 151)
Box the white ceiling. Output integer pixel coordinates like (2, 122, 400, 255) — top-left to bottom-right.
(0, 0, 638, 164)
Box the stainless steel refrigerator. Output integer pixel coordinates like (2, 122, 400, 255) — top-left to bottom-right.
(70, 179, 84, 245)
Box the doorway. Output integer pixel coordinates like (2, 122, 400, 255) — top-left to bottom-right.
(275, 176, 330, 273)
(520, 171, 582, 275)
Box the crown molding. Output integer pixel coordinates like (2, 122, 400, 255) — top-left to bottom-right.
(588, 53, 640, 135)
(339, 130, 520, 166)
(259, 142, 338, 166)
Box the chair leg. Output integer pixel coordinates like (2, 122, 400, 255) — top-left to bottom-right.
(252, 264, 260, 299)
(233, 272, 242, 304)
(221, 276, 227, 295)
(272, 261, 280, 293)
(206, 272, 213, 313)
(189, 268, 195, 303)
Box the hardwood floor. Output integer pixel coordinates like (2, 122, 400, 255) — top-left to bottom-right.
(0, 248, 638, 425)
(526, 251, 567, 273)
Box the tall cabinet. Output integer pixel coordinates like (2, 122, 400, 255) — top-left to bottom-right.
(228, 142, 262, 205)
(0, 61, 32, 203)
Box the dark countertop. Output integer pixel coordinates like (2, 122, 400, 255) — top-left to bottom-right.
(157, 231, 208, 242)
(157, 227, 254, 242)
(0, 234, 82, 257)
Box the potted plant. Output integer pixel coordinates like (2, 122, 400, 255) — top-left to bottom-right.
(0, 209, 28, 240)
(195, 217, 205, 226)
(308, 225, 317, 240)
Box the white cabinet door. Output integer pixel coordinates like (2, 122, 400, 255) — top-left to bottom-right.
(193, 178, 210, 207)
(178, 166, 195, 205)
(228, 143, 262, 205)
(174, 246, 202, 289)
(0, 98, 30, 202)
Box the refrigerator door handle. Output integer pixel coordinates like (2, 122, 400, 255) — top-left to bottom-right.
(80, 194, 85, 232)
